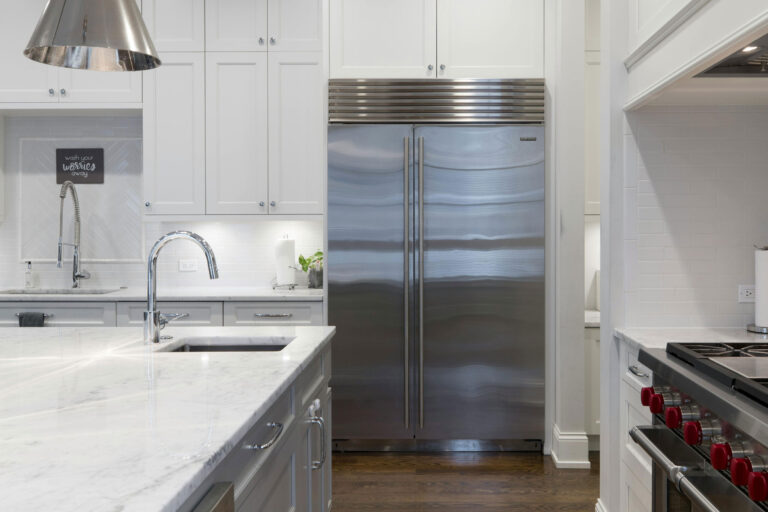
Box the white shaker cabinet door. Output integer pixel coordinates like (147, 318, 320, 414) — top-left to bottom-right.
(143, 0, 205, 52)
(0, 0, 58, 103)
(206, 0, 268, 51)
(206, 53, 269, 214)
(330, 0, 437, 78)
(268, 53, 325, 215)
(58, 69, 142, 103)
(143, 53, 206, 215)
(436, 0, 544, 79)
(268, 0, 324, 52)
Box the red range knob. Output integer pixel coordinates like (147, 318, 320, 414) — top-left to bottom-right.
(649, 394, 665, 414)
(710, 443, 733, 470)
(749, 471, 768, 501)
(683, 421, 703, 445)
(665, 407, 683, 428)
(640, 387, 655, 406)
(732, 458, 753, 486)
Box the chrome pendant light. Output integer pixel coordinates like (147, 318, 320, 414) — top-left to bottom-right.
(24, 0, 160, 72)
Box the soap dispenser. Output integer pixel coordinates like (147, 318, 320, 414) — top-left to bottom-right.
(24, 261, 37, 289)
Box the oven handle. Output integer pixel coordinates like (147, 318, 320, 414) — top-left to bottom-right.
(630, 426, 720, 512)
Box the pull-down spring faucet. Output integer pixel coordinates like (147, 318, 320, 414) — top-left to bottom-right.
(57, 181, 90, 288)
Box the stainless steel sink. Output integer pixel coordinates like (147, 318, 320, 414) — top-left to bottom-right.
(163, 336, 295, 353)
(0, 288, 121, 295)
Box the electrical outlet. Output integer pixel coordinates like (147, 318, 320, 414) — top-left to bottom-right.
(739, 285, 756, 303)
(179, 259, 198, 272)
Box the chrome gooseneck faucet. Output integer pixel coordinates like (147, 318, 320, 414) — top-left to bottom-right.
(57, 181, 90, 288)
(145, 231, 219, 343)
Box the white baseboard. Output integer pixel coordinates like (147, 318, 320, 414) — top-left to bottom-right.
(551, 424, 591, 469)
(595, 498, 608, 512)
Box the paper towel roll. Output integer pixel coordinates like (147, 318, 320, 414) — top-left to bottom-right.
(756, 249, 768, 327)
(275, 238, 296, 285)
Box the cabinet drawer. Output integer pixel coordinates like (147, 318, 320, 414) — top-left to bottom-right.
(224, 302, 322, 326)
(620, 379, 652, 486)
(116, 302, 223, 326)
(621, 461, 652, 512)
(621, 342, 652, 390)
(294, 344, 331, 411)
(0, 302, 116, 327)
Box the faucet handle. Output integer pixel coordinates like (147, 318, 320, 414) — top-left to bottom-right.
(158, 312, 189, 330)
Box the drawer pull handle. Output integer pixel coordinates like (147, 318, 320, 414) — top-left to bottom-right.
(309, 415, 326, 470)
(254, 313, 293, 318)
(243, 422, 283, 451)
(15, 313, 52, 318)
(629, 365, 648, 378)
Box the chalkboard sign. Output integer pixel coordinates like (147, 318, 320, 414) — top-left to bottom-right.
(56, 148, 104, 184)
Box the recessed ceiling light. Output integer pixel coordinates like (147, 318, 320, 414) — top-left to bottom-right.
(743, 46, 760, 53)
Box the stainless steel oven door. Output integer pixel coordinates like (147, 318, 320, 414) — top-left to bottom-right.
(630, 426, 763, 512)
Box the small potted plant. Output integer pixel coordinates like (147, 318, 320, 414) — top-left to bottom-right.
(298, 251, 324, 289)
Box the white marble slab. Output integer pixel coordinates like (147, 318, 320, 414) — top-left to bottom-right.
(0, 325, 335, 511)
(0, 286, 324, 302)
(615, 327, 768, 351)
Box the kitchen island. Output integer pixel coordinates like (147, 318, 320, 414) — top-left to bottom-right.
(0, 325, 334, 511)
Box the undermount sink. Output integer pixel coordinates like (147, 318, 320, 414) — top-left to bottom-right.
(163, 336, 295, 353)
(0, 288, 121, 295)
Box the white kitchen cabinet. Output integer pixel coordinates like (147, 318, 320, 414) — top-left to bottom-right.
(0, 0, 141, 104)
(143, 0, 206, 52)
(116, 302, 224, 326)
(0, 302, 116, 327)
(268, 0, 324, 52)
(143, 52, 206, 215)
(206, 0, 268, 51)
(268, 53, 325, 215)
(584, 326, 600, 437)
(224, 302, 324, 326)
(435, 0, 544, 79)
(330, 0, 437, 78)
(206, 53, 269, 215)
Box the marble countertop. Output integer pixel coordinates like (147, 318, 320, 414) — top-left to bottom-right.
(615, 327, 768, 351)
(0, 325, 335, 511)
(585, 309, 600, 328)
(0, 286, 324, 302)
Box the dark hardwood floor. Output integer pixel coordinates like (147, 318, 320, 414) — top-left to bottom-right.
(332, 451, 599, 512)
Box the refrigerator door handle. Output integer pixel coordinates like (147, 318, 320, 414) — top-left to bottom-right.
(418, 136, 425, 429)
(404, 136, 410, 429)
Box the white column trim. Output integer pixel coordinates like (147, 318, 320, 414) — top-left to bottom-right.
(551, 424, 591, 469)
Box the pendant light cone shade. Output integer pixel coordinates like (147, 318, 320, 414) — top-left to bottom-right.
(24, 0, 160, 71)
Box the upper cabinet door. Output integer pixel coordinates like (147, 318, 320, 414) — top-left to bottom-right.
(436, 0, 544, 79)
(268, 0, 323, 52)
(206, 53, 269, 215)
(58, 70, 142, 103)
(268, 53, 325, 215)
(143, 53, 206, 215)
(0, 0, 58, 102)
(206, 0, 268, 51)
(143, 0, 205, 52)
(330, 0, 437, 78)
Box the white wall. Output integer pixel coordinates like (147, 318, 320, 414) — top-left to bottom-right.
(0, 116, 324, 291)
(621, 106, 768, 328)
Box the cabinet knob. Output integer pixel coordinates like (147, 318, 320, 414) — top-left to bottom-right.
(60, 88, 66, 96)
(259, 201, 265, 207)
(270, 37, 276, 45)
(440, 64, 446, 71)
(270, 201, 276, 207)
(48, 88, 55, 96)
(259, 37, 265, 45)
(427, 64, 434, 71)
(145, 201, 151, 207)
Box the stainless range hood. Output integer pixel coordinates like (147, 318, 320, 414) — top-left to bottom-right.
(24, 0, 160, 72)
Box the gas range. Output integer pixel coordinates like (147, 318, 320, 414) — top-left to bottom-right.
(633, 341, 768, 511)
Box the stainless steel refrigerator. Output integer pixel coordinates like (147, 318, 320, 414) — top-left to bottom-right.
(328, 80, 545, 450)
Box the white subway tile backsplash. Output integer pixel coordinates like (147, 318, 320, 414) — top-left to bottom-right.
(623, 106, 768, 328)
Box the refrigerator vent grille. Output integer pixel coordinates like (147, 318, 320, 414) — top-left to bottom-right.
(329, 79, 545, 124)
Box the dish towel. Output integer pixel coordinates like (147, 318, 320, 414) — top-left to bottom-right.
(18, 312, 46, 327)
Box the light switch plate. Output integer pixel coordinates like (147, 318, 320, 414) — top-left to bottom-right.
(739, 284, 756, 303)
(179, 259, 198, 272)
